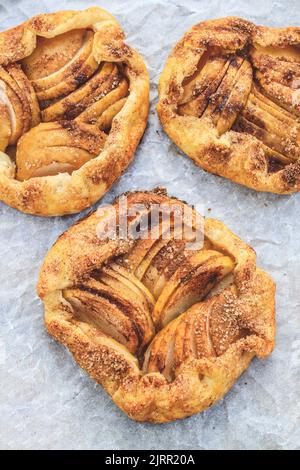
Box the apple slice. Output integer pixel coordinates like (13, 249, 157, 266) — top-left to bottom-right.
(242, 95, 299, 161)
(179, 54, 230, 117)
(203, 56, 245, 123)
(41, 63, 119, 122)
(152, 250, 235, 328)
(22, 29, 88, 80)
(247, 93, 296, 138)
(0, 67, 28, 144)
(95, 267, 154, 335)
(255, 71, 300, 117)
(216, 59, 252, 135)
(16, 120, 107, 180)
(141, 239, 186, 295)
(6, 64, 40, 129)
(76, 79, 128, 125)
(252, 85, 299, 127)
(109, 263, 155, 309)
(0, 102, 11, 150)
(64, 285, 139, 354)
(143, 288, 250, 379)
(30, 31, 99, 102)
(0, 64, 40, 145)
(84, 278, 154, 351)
(251, 44, 300, 63)
(234, 114, 299, 164)
(143, 315, 181, 379)
(135, 238, 178, 281)
(64, 276, 154, 355)
(250, 45, 300, 89)
(143, 302, 216, 380)
(152, 239, 213, 299)
(95, 98, 127, 131)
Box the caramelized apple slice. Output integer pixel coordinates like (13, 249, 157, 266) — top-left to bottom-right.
(0, 74, 24, 144)
(16, 120, 106, 180)
(144, 288, 250, 380)
(109, 263, 155, 309)
(152, 250, 235, 328)
(252, 85, 300, 128)
(178, 54, 230, 117)
(143, 302, 215, 380)
(250, 45, 300, 88)
(6, 64, 40, 128)
(135, 238, 174, 281)
(255, 70, 300, 117)
(64, 277, 154, 355)
(95, 98, 127, 131)
(142, 239, 186, 295)
(0, 64, 40, 145)
(152, 239, 213, 299)
(85, 278, 154, 350)
(64, 286, 139, 354)
(29, 31, 99, 101)
(143, 316, 181, 379)
(0, 102, 11, 150)
(234, 114, 299, 163)
(242, 95, 299, 160)
(134, 224, 199, 282)
(216, 59, 252, 135)
(41, 63, 120, 122)
(203, 56, 245, 123)
(76, 79, 128, 125)
(122, 239, 159, 274)
(251, 44, 300, 64)
(22, 29, 88, 80)
(95, 267, 154, 334)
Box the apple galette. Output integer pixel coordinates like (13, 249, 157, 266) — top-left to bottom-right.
(157, 17, 300, 194)
(38, 189, 275, 423)
(0, 7, 149, 215)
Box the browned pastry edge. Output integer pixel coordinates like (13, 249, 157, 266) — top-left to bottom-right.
(0, 7, 149, 216)
(37, 190, 276, 423)
(157, 17, 300, 194)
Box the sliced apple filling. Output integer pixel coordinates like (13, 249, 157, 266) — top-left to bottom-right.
(152, 249, 235, 328)
(22, 30, 99, 102)
(234, 83, 300, 165)
(177, 41, 300, 174)
(0, 64, 40, 148)
(178, 49, 231, 117)
(250, 44, 300, 116)
(15, 73, 128, 181)
(0, 27, 129, 180)
(143, 288, 250, 381)
(178, 50, 253, 136)
(16, 120, 107, 180)
(62, 221, 237, 370)
(64, 276, 154, 356)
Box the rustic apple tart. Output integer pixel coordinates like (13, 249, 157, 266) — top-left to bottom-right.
(157, 17, 300, 194)
(38, 189, 275, 423)
(0, 7, 149, 216)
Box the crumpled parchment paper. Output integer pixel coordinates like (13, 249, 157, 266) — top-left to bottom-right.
(0, 0, 299, 450)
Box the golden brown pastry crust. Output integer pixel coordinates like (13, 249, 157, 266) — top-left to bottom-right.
(38, 190, 276, 423)
(0, 8, 149, 216)
(157, 17, 300, 194)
